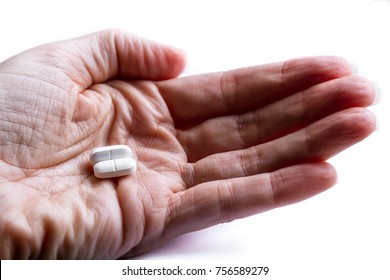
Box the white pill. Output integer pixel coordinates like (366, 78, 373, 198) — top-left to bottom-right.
(90, 145, 133, 166)
(93, 158, 137, 179)
(90, 145, 136, 179)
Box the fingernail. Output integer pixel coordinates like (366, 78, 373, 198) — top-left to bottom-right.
(372, 81, 382, 106)
(373, 112, 380, 132)
(367, 109, 380, 132)
(350, 64, 359, 75)
(335, 175, 341, 185)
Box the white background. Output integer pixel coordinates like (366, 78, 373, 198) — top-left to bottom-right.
(1, 0, 389, 279)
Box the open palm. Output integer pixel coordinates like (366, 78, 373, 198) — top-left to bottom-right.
(0, 30, 375, 259)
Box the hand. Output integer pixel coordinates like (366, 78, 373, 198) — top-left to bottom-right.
(0, 30, 376, 259)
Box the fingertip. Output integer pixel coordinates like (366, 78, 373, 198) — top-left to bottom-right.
(161, 46, 187, 79)
(371, 81, 382, 106)
(272, 163, 337, 208)
(320, 161, 338, 186)
(90, 29, 187, 81)
(346, 108, 377, 139)
(281, 56, 355, 93)
(333, 76, 377, 109)
(319, 56, 354, 77)
(349, 63, 359, 76)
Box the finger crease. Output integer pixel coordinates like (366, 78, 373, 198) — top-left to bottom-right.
(269, 171, 280, 207)
(236, 115, 247, 148)
(219, 71, 237, 111)
(216, 180, 234, 223)
(304, 127, 315, 158)
(279, 60, 290, 92)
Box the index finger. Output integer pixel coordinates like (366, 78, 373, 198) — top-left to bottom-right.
(157, 56, 353, 127)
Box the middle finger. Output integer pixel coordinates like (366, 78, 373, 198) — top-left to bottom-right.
(177, 76, 375, 162)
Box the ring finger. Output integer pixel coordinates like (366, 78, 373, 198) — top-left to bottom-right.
(182, 107, 376, 188)
(177, 76, 375, 162)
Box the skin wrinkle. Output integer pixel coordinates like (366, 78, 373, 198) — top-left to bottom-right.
(86, 41, 114, 85)
(0, 65, 67, 89)
(117, 185, 130, 254)
(238, 148, 251, 177)
(48, 110, 111, 175)
(269, 171, 281, 207)
(279, 60, 289, 93)
(6, 209, 36, 259)
(83, 189, 105, 258)
(117, 182, 145, 257)
(174, 130, 190, 161)
(115, 32, 134, 77)
(6, 191, 36, 260)
(135, 186, 148, 243)
(181, 162, 196, 190)
(114, 82, 181, 160)
(216, 179, 236, 223)
(139, 187, 165, 241)
(0, 162, 29, 182)
(298, 89, 309, 125)
(293, 128, 312, 163)
(133, 38, 148, 77)
(148, 83, 177, 132)
(80, 189, 99, 258)
(0, 79, 47, 97)
(61, 205, 79, 259)
(0, 29, 376, 259)
(41, 50, 84, 94)
(23, 193, 45, 251)
(303, 126, 315, 160)
(244, 110, 264, 146)
(252, 109, 264, 145)
(139, 41, 153, 78)
(2, 89, 75, 169)
(162, 191, 176, 239)
(111, 31, 122, 79)
(219, 70, 236, 112)
(116, 190, 136, 253)
(252, 145, 266, 175)
(236, 114, 248, 149)
(36, 211, 55, 259)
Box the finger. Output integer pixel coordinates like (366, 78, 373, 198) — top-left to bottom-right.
(178, 76, 376, 161)
(24, 29, 186, 90)
(158, 56, 353, 126)
(182, 108, 375, 187)
(166, 162, 336, 238)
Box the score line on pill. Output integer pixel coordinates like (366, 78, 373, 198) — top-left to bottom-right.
(90, 145, 137, 179)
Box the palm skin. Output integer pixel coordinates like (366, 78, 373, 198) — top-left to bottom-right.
(0, 30, 376, 259)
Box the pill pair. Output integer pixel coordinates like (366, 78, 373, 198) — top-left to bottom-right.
(90, 145, 137, 179)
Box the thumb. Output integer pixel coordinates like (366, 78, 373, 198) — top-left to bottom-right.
(27, 29, 186, 90)
(92, 29, 186, 81)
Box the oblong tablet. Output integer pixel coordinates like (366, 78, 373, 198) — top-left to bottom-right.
(93, 158, 137, 179)
(90, 145, 133, 166)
